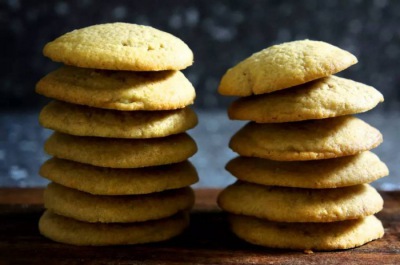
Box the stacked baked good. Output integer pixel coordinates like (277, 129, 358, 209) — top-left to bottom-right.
(36, 23, 199, 246)
(217, 40, 388, 251)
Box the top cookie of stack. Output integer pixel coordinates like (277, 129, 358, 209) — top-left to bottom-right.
(217, 40, 388, 251)
(36, 23, 199, 246)
(43, 22, 193, 71)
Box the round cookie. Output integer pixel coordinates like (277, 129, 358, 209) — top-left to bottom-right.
(229, 214, 384, 251)
(36, 67, 196, 111)
(217, 181, 383, 222)
(39, 101, 198, 138)
(40, 158, 198, 195)
(228, 76, 384, 122)
(39, 210, 189, 246)
(229, 116, 382, 161)
(44, 182, 195, 223)
(218, 39, 357, 96)
(226, 152, 388, 189)
(43, 23, 193, 71)
(44, 132, 197, 168)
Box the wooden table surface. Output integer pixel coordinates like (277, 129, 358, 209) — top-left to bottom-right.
(0, 188, 399, 265)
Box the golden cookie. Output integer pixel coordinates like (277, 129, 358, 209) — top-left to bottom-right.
(39, 101, 198, 138)
(44, 132, 197, 168)
(226, 152, 388, 189)
(39, 210, 189, 246)
(218, 39, 357, 96)
(40, 158, 198, 195)
(229, 214, 384, 251)
(44, 182, 194, 223)
(228, 76, 384, 122)
(36, 67, 195, 111)
(43, 23, 193, 71)
(230, 116, 382, 161)
(218, 181, 383, 222)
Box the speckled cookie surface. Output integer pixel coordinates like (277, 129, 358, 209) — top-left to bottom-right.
(36, 67, 196, 111)
(218, 181, 383, 222)
(226, 152, 388, 189)
(218, 40, 357, 96)
(229, 214, 384, 251)
(44, 182, 194, 223)
(44, 132, 197, 168)
(230, 116, 382, 161)
(40, 101, 198, 138)
(39, 210, 189, 246)
(43, 23, 193, 71)
(40, 158, 198, 195)
(228, 76, 384, 122)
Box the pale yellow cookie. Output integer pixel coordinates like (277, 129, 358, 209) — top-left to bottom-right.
(229, 214, 384, 251)
(226, 152, 388, 189)
(39, 210, 189, 246)
(44, 132, 197, 168)
(43, 23, 193, 71)
(218, 181, 383, 222)
(230, 116, 382, 161)
(40, 158, 198, 195)
(228, 76, 384, 122)
(218, 40, 357, 96)
(36, 67, 196, 111)
(44, 182, 194, 223)
(39, 101, 198, 138)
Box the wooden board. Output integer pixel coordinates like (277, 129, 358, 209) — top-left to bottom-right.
(0, 188, 399, 264)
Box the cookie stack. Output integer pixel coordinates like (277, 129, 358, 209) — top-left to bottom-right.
(36, 23, 199, 246)
(217, 40, 388, 251)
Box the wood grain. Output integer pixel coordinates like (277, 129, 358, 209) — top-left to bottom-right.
(0, 188, 399, 265)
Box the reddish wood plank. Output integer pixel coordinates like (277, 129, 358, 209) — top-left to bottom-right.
(0, 188, 44, 204)
(0, 188, 399, 264)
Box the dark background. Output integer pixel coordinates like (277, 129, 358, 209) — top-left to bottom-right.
(1, 0, 400, 111)
(0, 0, 399, 189)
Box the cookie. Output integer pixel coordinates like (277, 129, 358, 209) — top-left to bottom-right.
(39, 101, 198, 138)
(44, 182, 194, 223)
(230, 116, 382, 161)
(218, 39, 357, 96)
(43, 22, 193, 71)
(40, 158, 198, 195)
(226, 152, 388, 189)
(217, 181, 383, 222)
(229, 214, 384, 251)
(228, 76, 384, 123)
(44, 132, 197, 168)
(36, 67, 196, 111)
(39, 210, 189, 246)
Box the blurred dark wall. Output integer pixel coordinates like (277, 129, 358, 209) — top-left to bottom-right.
(1, 0, 399, 111)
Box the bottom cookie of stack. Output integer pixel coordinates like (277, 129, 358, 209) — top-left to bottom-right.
(39, 210, 190, 246)
(228, 214, 384, 251)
